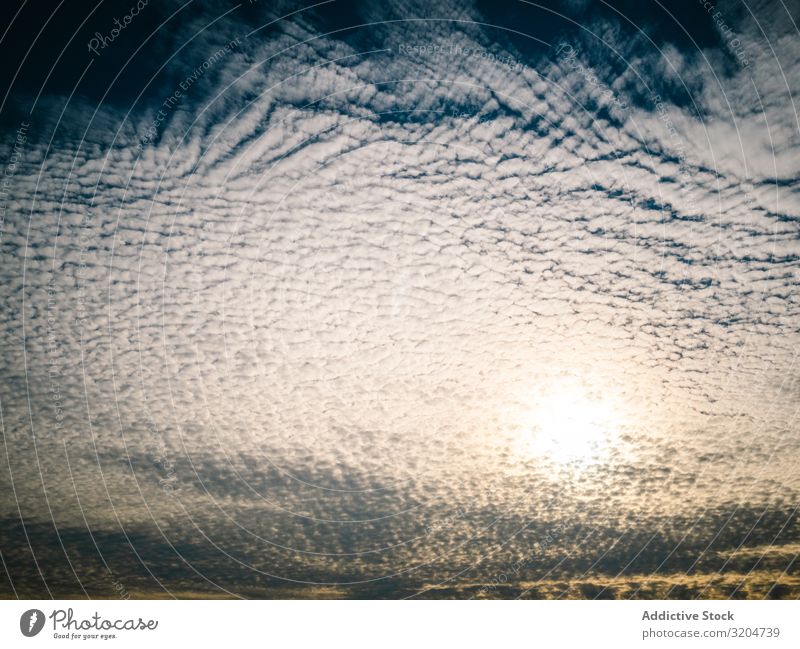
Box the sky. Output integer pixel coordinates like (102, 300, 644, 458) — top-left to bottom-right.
(0, 0, 798, 599)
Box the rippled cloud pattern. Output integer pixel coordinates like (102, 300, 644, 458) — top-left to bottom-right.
(0, 0, 798, 598)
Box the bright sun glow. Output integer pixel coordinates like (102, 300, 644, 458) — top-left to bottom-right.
(513, 381, 624, 465)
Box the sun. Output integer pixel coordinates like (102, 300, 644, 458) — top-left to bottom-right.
(513, 380, 623, 465)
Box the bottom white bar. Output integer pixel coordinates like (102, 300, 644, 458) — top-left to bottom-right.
(1, 600, 797, 648)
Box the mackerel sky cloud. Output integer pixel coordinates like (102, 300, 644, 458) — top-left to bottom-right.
(0, 0, 798, 599)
